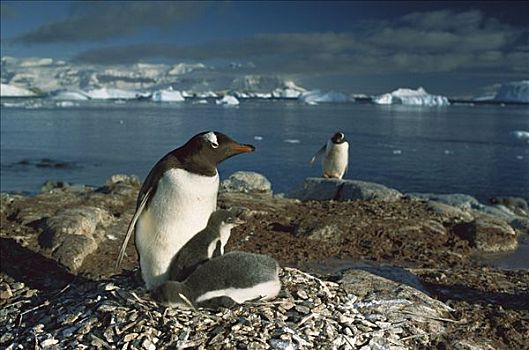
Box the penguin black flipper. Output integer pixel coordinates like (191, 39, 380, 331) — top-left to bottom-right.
(116, 186, 152, 269)
(309, 144, 326, 166)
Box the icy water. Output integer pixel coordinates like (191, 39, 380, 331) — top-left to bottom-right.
(2, 100, 527, 200)
(1, 100, 529, 270)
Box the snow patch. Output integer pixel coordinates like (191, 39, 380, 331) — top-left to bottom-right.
(494, 81, 529, 103)
(0, 83, 37, 97)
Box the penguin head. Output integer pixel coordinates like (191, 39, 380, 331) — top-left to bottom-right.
(331, 132, 346, 144)
(208, 209, 245, 230)
(183, 131, 255, 167)
(151, 281, 193, 308)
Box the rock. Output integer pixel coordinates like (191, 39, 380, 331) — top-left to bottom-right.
(220, 171, 272, 194)
(0, 283, 13, 300)
(105, 174, 141, 188)
(40, 180, 71, 193)
(408, 193, 482, 210)
(0, 193, 24, 216)
(304, 224, 342, 242)
(509, 216, 529, 234)
(426, 200, 474, 223)
(340, 269, 452, 334)
(288, 178, 402, 202)
(52, 234, 98, 272)
(489, 196, 529, 217)
(40, 207, 111, 250)
(452, 215, 518, 252)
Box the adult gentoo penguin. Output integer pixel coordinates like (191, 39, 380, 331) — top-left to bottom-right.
(169, 209, 244, 282)
(310, 132, 349, 179)
(152, 251, 281, 309)
(116, 131, 254, 290)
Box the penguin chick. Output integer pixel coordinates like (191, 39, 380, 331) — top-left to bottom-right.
(310, 132, 349, 179)
(169, 209, 244, 282)
(152, 251, 281, 309)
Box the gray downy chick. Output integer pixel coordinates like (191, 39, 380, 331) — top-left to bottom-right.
(152, 251, 281, 309)
(168, 209, 244, 282)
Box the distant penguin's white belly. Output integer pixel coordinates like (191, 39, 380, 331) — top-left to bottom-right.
(136, 168, 219, 290)
(323, 141, 349, 179)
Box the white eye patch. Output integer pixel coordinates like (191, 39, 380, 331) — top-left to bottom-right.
(204, 131, 219, 148)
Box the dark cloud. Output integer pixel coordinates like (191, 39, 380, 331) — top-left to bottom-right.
(11, 2, 209, 43)
(72, 9, 529, 78)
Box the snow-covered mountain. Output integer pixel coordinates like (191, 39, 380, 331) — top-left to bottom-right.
(373, 87, 450, 106)
(0, 56, 307, 97)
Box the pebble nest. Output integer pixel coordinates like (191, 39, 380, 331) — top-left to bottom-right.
(0, 267, 439, 349)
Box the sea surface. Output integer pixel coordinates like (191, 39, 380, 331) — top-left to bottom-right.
(2, 100, 528, 200)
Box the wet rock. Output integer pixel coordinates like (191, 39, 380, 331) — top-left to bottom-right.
(452, 215, 518, 252)
(40, 180, 71, 193)
(221, 171, 273, 194)
(489, 196, 529, 217)
(426, 200, 474, 223)
(409, 193, 481, 210)
(288, 178, 402, 202)
(52, 234, 98, 272)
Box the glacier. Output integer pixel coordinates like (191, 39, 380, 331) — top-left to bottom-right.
(374, 87, 450, 106)
(0, 83, 37, 97)
(85, 88, 142, 100)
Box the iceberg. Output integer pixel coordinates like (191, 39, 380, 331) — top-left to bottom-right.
(216, 95, 239, 106)
(151, 88, 185, 102)
(196, 91, 218, 98)
(373, 87, 449, 106)
(299, 90, 350, 105)
(512, 130, 529, 143)
(85, 88, 141, 100)
(0, 83, 37, 97)
(494, 81, 529, 103)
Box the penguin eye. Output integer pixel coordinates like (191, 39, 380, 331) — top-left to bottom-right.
(225, 217, 233, 223)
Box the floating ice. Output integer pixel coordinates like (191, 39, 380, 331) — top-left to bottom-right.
(512, 130, 529, 143)
(51, 90, 90, 100)
(254, 136, 263, 141)
(86, 88, 141, 100)
(299, 90, 350, 104)
(392, 150, 402, 155)
(216, 95, 239, 106)
(374, 87, 450, 106)
(152, 88, 185, 102)
(494, 81, 529, 103)
(0, 83, 37, 97)
(284, 139, 300, 144)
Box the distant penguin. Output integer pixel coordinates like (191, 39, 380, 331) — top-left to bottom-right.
(310, 132, 349, 179)
(116, 131, 255, 290)
(169, 209, 244, 282)
(152, 251, 281, 309)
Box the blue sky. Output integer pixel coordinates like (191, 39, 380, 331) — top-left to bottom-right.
(1, 1, 528, 95)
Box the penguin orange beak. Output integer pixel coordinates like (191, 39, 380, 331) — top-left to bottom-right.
(231, 143, 255, 153)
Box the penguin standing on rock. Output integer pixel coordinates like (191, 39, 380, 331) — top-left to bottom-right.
(169, 209, 244, 282)
(116, 131, 255, 290)
(152, 251, 281, 309)
(310, 132, 349, 179)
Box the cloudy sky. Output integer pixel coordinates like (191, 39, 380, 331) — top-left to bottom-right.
(1, 1, 528, 95)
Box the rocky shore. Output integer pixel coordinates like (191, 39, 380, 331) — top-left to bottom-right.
(1, 173, 528, 349)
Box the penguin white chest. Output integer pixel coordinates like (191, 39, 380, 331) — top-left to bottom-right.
(323, 141, 349, 179)
(136, 168, 219, 290)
